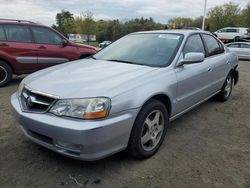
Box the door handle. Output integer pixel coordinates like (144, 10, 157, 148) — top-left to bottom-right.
(207, 67, 212, 72)
(0, 43, 8, 47)
(38, 46, 46, 49)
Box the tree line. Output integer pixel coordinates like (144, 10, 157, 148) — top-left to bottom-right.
(169, 2, 250, 31)
(52, 2, 250, 42)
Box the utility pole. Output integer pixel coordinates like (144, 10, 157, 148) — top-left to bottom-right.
(202, 0, 207, 30)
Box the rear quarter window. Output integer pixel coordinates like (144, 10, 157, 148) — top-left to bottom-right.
(4, 25, 32, 43)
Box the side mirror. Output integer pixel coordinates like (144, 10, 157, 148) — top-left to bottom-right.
(61, 39, 68, 47)
(179, 52, 205, 66)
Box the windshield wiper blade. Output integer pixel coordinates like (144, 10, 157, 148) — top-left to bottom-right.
(107, 59, 136, 64)
(88, 56, 97, 60)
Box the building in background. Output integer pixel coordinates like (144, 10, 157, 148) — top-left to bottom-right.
(68, 34, 96, 43)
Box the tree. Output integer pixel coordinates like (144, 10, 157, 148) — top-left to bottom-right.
(241, 3, 250, 28)
(54, 10, 76, 36)
(81, 11, 96, 42)
(223, 2, 241, 26)
(168, 17, 193, 29)
(207, 6, 225, 31)
(207, 2, 241, 31)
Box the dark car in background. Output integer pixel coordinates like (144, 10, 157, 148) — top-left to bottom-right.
(99, 41, 112, 48)
(0, 19, 97, 87)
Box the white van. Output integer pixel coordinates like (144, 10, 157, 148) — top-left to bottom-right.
(214, 27, 250, 41)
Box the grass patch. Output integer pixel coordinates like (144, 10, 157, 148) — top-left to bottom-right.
(77, 41, 99, 47)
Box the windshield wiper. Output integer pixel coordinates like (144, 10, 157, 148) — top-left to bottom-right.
(88, 55, 97, 60)
(107, 59, 136, 65)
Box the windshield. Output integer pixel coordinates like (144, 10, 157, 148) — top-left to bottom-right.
(93, 33, 183, 67)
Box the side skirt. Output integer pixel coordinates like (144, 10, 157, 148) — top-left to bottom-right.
(169, 90, 221, 122)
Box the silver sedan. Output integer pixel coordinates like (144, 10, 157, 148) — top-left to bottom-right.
(226, 42, 250, 60)
(11, 30, 239, 161)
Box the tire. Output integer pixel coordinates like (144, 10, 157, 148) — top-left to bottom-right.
(234, 36, 240, 42)
(217, 72, 233, 102)
(128, 99, 168, 159)
(0, 60, 12, 87)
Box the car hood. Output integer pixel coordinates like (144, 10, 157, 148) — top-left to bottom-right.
(25, 59, 158, 98)
(73, 43, 97, 50)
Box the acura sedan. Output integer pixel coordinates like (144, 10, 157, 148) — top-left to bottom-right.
(11, 30, 239, 161)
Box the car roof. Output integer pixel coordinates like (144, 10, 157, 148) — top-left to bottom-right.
(222, 27, 248, 29)
(0, 21, 40, 27)
(0, 19, 44, 27)
(132, 29, 211, 36)
(226, 42, 250, 45)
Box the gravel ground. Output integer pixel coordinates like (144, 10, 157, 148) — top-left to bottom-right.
(0, 61, 250, 188)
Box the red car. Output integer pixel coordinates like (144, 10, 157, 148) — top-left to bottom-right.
(0, 19, 97, 87)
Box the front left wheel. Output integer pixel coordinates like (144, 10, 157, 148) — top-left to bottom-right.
(128, 100, 168, 159)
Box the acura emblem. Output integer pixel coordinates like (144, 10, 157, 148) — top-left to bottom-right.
(26, 96, 35, 107)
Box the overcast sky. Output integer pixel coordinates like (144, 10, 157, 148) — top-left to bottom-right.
(0, 0, 248, 26)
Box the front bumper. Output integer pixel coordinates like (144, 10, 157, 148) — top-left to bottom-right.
(11, 93, 138, 161)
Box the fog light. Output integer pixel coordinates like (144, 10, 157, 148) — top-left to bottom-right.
(55, 140, 83, 153)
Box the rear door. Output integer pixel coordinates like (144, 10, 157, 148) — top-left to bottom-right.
(31, 26, 77, 69)
(224, 28, 238, 40)
(202, 34, 230, 93)
(175, 34, 212, 113)
(239, 43, 250, 59)
(1, 24, 38, 73)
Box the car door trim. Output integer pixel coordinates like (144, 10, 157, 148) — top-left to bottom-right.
(37, 57, 69, 64)
(170, 90, 220, 122)
(16, 57, 37, 63)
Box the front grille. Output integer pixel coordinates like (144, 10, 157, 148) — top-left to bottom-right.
(20, 87, 56, 113)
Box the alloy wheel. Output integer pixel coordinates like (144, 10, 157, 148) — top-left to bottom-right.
(0, 66, 7, 84)
(141, 110, 164, 151)
(224, 76, 232, 98)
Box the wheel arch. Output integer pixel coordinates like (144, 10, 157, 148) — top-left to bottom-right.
(142, 93, 172, 118)
(231, 65, 239, 85)
(0, 58, 14, 73)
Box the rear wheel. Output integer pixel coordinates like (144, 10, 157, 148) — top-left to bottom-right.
(234, 36, 240, 42)
(128, 100, 168, 159)
(217, 73, 233, 102)
(0, 60, 12, 87)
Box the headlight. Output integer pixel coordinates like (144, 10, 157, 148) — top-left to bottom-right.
(17, 79, 25, 96)
(49, 97, 111, 119)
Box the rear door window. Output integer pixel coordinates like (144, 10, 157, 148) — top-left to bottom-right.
(0, 25, 6, 41)
(240, 44, 250, 49)
(226, 29, 238, 33)
(202, 34, 224, 56)
(31, 26, 63, 45)
(4, 25, 32, 43)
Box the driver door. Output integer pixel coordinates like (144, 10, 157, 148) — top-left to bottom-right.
(175, 34, 212, 114)
(31, 26, 76, 70)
